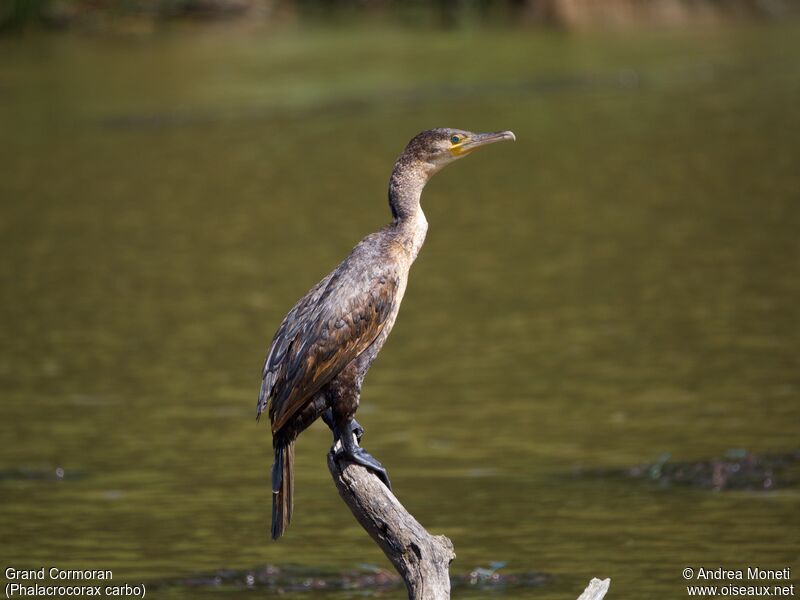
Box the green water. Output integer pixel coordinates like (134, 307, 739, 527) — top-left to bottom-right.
(1, 23, 799, 600)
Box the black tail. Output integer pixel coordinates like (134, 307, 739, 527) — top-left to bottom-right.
(271, 439, 295, 540)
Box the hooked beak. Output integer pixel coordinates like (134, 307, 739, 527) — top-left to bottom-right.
(451, 130, 516, 156)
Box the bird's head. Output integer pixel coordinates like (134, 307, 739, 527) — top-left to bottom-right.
(388, 127, 516, 220)
(400, 128, 516, 175)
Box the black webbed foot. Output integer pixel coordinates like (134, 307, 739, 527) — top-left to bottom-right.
(337, 446, 392, 490)
(331, 418, 391, 490)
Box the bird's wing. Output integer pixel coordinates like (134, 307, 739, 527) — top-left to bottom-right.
(258, 262, 399, 434)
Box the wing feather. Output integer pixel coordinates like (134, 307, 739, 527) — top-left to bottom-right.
(257, 260, 399, 434)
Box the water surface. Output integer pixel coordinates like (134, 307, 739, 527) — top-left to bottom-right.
(1, 23, 799, 599)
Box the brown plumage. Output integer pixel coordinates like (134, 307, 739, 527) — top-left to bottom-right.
(257, 128, 515, 539)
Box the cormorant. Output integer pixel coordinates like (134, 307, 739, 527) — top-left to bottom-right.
(258, 128, 516, 539)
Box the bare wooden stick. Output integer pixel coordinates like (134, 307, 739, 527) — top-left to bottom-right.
(577, 577, 611, 600)
(327, 452, 455, 600)
(328, 451, 610, 600)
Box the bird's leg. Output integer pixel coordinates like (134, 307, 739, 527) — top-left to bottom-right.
(325, 362, 390, 489)
(322, 408, 363, 444)
(332, 416, 392, 490)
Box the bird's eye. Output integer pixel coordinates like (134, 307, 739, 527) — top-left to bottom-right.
(450, 135, 461, 144)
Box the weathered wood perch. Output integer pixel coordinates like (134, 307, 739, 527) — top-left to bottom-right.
(578, 577, 611, 600)
(327, 451, 611, 600)
(327, 452, 455, 600)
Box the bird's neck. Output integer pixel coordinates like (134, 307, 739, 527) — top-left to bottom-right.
(388, 159, 430, 260)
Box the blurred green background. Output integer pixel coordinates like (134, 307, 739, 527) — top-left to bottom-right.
(1, 2, 799, 599)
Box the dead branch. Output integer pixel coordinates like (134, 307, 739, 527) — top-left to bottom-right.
(327, 452, 610, 600)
